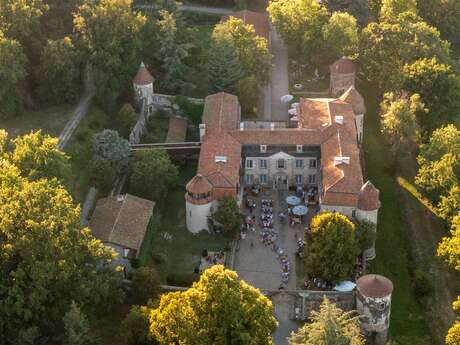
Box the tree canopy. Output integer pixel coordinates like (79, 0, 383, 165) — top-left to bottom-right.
(214, 197, 243, 239)
(129, 149, 178, 201)
(92, 129, 131, 174)
(379, 0, 417, 22)
(208, 39, 244, 93)
(74, 0, 146, 109)
(289, 297, 364, 345)
(147, 265, 277, 344)
(304, 212, 359, 282)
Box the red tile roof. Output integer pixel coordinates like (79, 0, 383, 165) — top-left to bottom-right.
(166, 116, 187, 143)
(133, 62, 154, 85)
(330, 56, 356, 74)
(357, 274, 394, 298)
(221, 10, 270, 40)
(358, 181, 381, 210)
(339, 86, 366, 115)
(186, 174, 212, 194)
(202, 92, 240, 131)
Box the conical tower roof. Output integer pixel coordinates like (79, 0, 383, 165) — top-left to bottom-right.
(357, 274, 393, 298)
(133, 62, 154, 86)
(339, 86, 366, 115)
(358, 181, 381, 211)
(186, 174, 212, 194)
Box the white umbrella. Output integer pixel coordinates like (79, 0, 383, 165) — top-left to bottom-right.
(291, 102, 299, 108)
(290, 116, 298, 122)
(334, 281, 356, 292)
(280, 94, 294, 103)
(288, 108, 297, 115)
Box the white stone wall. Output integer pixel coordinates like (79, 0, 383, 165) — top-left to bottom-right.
(243, 152, 318, 187)
(186, 200, 212, 233)
(320, 204, 357, 218)
(356, 208, 378, 224)
(355, 114, 364, 143)
(133, 83, 154, 108)
(356, 292, 392, 334)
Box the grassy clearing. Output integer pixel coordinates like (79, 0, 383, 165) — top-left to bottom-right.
(65, 105, 111, 203)
(136, 162, 230, 285)
(361, 86, 430, 341)
(0, 104, 74, 138)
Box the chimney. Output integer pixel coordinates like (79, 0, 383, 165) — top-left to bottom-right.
(270, 122, 275, 131)
(199, 124, 206, 141)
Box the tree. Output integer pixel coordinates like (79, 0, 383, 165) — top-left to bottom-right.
(147, 265, 277, 344)
(359, 12, 452, 91)
(380, 92, 424, 152)
(402, 58, 460, 132)
(37, 37, 82, 104)
(355, 219, 377, 252)
(0, 31, 27, 119)
(154, 10, 192, 94)
(379, 0, 417, 22)
(304, 212, 359, 282)
(214, 197, 242, 239)
(418, 0, 460, 44)
(116, 103, 138, 137)
(9, 130, 70, 182)
(131, 267, 160, 305)
(89, 159, 116, 194)
(74, 0, 146, 110)
(129, 150, 178, 201)
(63, 301, 95, 345)
(415, 124, 460, 198)
(92, 129, 131, 174)
(236, 75, 259, 117)
(268, 0, 328, 63)
(123, 305, 153, 345)
(446, 321, 460, 345)
(0, 161, 121, 342)
(208, 39, 244, 93)
(438, 186, 460, 224)
(321, 12, 359, 64)
(289, 297, 364, 345)
(212, 17, 271, 86)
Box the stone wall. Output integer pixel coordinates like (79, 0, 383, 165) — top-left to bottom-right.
(296, 290, 356, 320)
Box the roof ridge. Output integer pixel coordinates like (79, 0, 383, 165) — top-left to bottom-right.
(108, 196, 126, 243)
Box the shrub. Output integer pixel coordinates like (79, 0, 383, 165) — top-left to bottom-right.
(172, 96, 203, 125)
(412, 269, 433, 298)
(89, 159, 116, 194)
(131, 267, 160, 305)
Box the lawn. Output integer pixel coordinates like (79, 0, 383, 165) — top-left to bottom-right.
(361, 85, 431, 342)
(137, 162, 230, 285)
(0, 104, 74, 138)
(64, 105, 111, 203)
(289, 61, 329, 95)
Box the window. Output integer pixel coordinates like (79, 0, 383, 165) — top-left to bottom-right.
(260, 145, 267, 153)
(296, 145, 303, 153)
(295, 159, 304, 169)
(246, 159, 254, 169)
(308, 174, 316, 184)
(260, 159, 267, 169)
(260, 174, 268, 184)
(277, 159, 285, 169)
(245, 174, 254, 185)
(309, 159, 317, 169)
(352, 210, 356, 218)
(295, 175, 302, 185)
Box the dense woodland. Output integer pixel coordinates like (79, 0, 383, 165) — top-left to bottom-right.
(1, 0, 460, 344)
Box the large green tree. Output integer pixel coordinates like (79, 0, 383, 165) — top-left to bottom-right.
(0, 160, 120, 342)
(379, 92, 424, 151)
(212, 17, 272, 86)
(0, 31, 27, 119)
(418, 0, 460, 44)
(147, 265, 277, 344)
(289, 297, 364, 345)
(304, 212, 359, 282)
(402, 57, 460, 132)
(37, 37, 82, 104)
(379, 0, 417, 22)
(74, 0, 146, 110)
(321, 12, 359, 65)
(92, 129, 131, 174)
(129, 149, 178, 201)
(359, 12, 452, 91)
(268, 0, 328, 63)
(63, 301, 95, 345)
(214, 197, 242, 239)
(208, 39, 244, 93)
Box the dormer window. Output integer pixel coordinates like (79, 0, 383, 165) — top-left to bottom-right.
(260, 145, 267, 153)
(333, 156, 350, 166)
(335, 115, 344, 124)
(215, 156, 227, 163)
(296, 145, 303, 153)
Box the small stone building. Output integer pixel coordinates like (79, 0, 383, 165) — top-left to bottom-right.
(89, 194, 155, 274)
(356, 274, 394, 345)
(185, 174, 214, 233)
(330, 56, 356, 97)
(133, 62, 155, 115)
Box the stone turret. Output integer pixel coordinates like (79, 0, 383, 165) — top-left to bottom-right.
(357, 181, 381, 260)
(340, 86, 366, 143)
(185, 174, 213, 233)
(133, 62, 155, 115)
(356, 274, 394, 345)
(330, 56, 356, 97)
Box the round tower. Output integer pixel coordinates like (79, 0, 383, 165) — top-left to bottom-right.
(357, 181, 380, 260)
(133, 62, 155, 114)
(339, 86, 366, 143)
(185, 174, 213, 233)
(356, 274, 394, 345)
(329, 56, 356, 97)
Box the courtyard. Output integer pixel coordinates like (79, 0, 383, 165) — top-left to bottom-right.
(234, 187, 316, 291)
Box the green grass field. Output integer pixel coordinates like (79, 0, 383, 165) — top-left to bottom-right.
(361, 86, 431, 342)
(0, 104, 74, 138)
